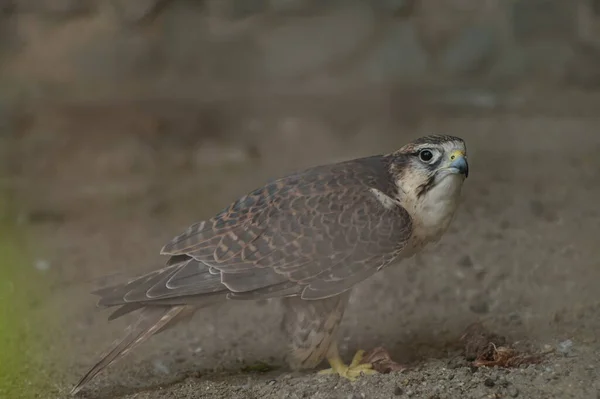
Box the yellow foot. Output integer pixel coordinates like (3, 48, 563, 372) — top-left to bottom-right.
(318, 350, 378, 381)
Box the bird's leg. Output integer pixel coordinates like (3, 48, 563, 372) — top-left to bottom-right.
(318, 341, 377, 381)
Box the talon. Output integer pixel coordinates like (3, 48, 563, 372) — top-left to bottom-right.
(317, 368, 337, 375)
(350, 349, 366, 367)
(319, 350, 378, 381)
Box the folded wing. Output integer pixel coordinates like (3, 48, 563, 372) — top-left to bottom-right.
(95, 156, 413, 313)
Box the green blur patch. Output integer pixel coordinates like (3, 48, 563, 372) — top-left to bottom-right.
(0, 200, 59, 398)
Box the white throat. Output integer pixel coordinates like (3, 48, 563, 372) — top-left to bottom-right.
(399, 174, 464, 247)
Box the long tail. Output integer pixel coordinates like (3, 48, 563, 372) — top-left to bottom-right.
(70, 305, 191, 395)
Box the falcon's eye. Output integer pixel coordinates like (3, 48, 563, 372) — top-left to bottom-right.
(419, 149, 434, 163)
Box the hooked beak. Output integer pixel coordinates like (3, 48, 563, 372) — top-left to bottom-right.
(448, 150, 469, 178)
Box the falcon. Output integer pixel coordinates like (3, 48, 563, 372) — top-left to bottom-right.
(71, 134, 469, 394)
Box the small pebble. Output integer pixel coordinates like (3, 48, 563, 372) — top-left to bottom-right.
(458, 254, 474, 268)
(484, 378, 495, 387)
(557, 339, 574, 355)
(542, 344, 554, 354)
(469, 297, 490, 314)
(152, 359, 170, 374)
(508, 312, 522, 325)
(507, 386, 519, 397)
(393, 386, 404, 395)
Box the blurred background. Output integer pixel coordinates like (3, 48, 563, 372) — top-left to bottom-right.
(1, 0, 600, 398)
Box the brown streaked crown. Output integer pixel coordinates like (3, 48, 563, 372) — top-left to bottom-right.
(393, 134, 465, 155)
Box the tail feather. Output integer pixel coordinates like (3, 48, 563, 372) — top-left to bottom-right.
(107, 304, 144, 321)
(70, 306, 186, 395)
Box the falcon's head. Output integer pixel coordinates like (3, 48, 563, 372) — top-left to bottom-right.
(391, 134, 468, 202)
(388, 134, 468, 242)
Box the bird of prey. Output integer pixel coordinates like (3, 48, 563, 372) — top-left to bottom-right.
(71, 134, 469, 394)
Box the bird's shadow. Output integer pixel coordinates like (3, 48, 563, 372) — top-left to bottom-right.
(354, 329, 467, 369)
(73, 366, 287, 399)
(80, 365, 374, 399)
(73, 375, 189, 399)
(74, 331, 466, 399)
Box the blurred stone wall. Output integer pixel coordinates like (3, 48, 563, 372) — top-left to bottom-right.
(1, 0, 600, 105)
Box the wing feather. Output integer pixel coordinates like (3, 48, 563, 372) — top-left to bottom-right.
(95, 155, 412, 308)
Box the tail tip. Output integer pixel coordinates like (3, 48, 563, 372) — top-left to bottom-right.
(69, 384, 83, 396)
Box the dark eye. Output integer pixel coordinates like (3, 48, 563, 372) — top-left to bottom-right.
(419, 149, 433, 162)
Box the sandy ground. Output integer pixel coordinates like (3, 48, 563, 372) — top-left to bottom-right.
(8, 95, 600, 398)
